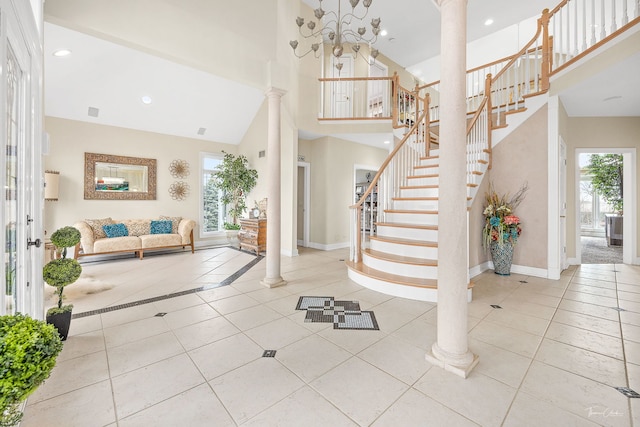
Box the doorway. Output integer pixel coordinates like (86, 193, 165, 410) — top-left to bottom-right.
(575, 149, 636, 264)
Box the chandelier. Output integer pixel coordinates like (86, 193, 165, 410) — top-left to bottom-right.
(289, 0, 381, 71)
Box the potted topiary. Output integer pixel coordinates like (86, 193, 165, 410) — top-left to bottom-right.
(43, 226, 82, 340)
(0, 313, 63, 426)
(211, 151, 258, 228)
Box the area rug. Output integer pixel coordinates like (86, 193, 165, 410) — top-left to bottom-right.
(581, 236, 622, 264)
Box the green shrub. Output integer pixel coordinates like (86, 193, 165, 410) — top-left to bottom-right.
(223, 222, 241, 230)
(50, 226, 81, 249)
(0, 314, 62, 426)
(43, 258, 82, 288)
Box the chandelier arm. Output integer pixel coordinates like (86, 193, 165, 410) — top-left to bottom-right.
(340, 29, 377, 44)
(292, 48, 322, 59)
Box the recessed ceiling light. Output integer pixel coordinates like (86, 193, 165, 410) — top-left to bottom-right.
(53, 49, 72, 57)
(141, 96, 153, 105)
(380, 29, 388, 37)
(384, 140, 391, 144)
(484, 18, 494, 26)
(197, 127, 206, 135)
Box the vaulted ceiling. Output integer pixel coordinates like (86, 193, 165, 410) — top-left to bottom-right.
(43, 1, 640, 148)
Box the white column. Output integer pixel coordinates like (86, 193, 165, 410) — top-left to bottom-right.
(425, 0, 478, 378)
(261, 87, 287, 288)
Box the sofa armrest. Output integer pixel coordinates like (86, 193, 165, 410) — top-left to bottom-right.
(73, 221, 96, 255)
(178, 219, 196, 245)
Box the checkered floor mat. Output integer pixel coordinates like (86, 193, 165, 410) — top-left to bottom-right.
(296, 296, 379, 330)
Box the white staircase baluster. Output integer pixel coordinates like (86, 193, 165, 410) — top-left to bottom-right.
(591, 0, 597, 45)
(622, 0, 629, 24)
(611, 0, 618, 32)
(601, 0, 607, 39)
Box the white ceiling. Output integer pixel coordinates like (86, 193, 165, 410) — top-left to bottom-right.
(43, 1, 640, 149)
(44, 23, 265, 145)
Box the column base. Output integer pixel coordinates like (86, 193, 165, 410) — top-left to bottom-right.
(425, 343, 479, 379)
(260, 277, 287, 288)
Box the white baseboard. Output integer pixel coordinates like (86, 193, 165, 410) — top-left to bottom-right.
(282, 248, 299, 257)
(307, 241, 350, 251)
(566, 257, 580, 265)
(474, 261, 551, 279)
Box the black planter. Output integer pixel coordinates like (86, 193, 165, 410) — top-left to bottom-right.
(46, 310, 72, 341)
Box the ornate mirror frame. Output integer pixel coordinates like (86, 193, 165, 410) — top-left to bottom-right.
(84, 152, 157, 200)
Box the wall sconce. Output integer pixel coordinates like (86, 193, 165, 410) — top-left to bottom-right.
(44, 170, 60, 201)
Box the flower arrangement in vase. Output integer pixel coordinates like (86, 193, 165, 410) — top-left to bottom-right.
(482, 182, 529, 275)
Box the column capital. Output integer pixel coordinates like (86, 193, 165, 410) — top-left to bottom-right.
(265, 87, 287, 98)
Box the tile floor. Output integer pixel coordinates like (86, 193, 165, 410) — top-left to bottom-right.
(22, 246, 640, 426)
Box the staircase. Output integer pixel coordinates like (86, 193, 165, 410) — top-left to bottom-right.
(344, 0, 640, 302)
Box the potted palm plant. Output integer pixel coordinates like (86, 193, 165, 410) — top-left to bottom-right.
(0, 313, 63, 426)
(210, 151, 258, 229)
(43, 226, 82, 340)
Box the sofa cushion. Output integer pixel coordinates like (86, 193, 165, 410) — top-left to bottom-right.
(103, 223, 128, 238)
(85, 217, 114, 239)
(93, 236, 141, 253)
(150, 220, 172, 234)
(140, 234, 182, 248)
(123, 219, 151, 236)
(160, 215, 182, 234)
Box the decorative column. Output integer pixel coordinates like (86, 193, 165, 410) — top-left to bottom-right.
(261, 87, 287, 288)
(425, 0, 478, 378)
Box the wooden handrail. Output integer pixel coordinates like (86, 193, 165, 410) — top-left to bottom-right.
(350, 108, 429, 211)
(491, 16, 545, 84)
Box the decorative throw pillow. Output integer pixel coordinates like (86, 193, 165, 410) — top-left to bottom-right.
(123, 219, 151, 236)
(85, 217, 114, 239)
(159, 215, 182, 234)
(102, 223, 129, 238)
(150, 220, 173, 234)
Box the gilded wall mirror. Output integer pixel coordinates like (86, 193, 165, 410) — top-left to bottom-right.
(84, 153, 157, 200)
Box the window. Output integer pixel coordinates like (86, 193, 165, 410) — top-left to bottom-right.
(200, 153, 225, 235)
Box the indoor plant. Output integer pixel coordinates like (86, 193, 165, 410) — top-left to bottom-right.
(43, 226, 82, 340)
(211, 151, 258, 228)
(482, 182, 528, 275)
(586, 153, 623, 214)
(0, 313, 63, 426)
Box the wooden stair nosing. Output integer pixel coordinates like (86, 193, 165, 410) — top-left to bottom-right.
(346, 260, 475, 290)
(408, 174, 439, 179)
(414, 164, 439, 170)
(370, 235, 438, 247)
(346, 260, 437, 288)
(399, 184, 439, 190)
(364, 249, 437, 266)
(384, 209, 438, 215)
(392, 196, 438, 201)
(420, 155, 439, 160)
(375, 222, 438, 231)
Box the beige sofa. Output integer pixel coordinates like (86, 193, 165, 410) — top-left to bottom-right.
(73, 217, 196, 260)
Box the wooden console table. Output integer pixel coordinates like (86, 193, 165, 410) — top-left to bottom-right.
(238, 218, 266, 255)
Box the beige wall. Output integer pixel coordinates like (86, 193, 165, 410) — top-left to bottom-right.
(472, 106, 550, 270)
(307, 136, 388, 247)
(44, 117, 236, 241)
(565, 116, 640, 260)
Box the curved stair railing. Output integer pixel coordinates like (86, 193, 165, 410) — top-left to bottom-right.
(349, 92, 430, 263)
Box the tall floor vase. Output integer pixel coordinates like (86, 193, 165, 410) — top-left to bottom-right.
(489, 241, 514, 276)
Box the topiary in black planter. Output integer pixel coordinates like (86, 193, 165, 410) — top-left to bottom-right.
(43, 226, 82, 340)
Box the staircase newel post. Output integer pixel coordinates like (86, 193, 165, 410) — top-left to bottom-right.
(540, 8, 551, 92)
(356, 206, 362, 262)
(485, 73, 493, 170)
(391, 72, 399, 126)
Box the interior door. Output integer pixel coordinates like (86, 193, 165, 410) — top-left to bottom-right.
(330, 55, 354, 118)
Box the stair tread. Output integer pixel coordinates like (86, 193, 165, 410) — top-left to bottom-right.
(400, 184, 439, 190)
(346, 260, 438, 288)
(370, 235, 438, 247)
(408, 174, 439, 179)
(346, 260, 475, 290)
(392, 197, 438, 201)
(364, 249, 437, 266)
(376, 222, 438, 230)
(385, 209, 438, 214)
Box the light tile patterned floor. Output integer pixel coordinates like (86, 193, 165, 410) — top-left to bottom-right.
(23, 247, 640, 426)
